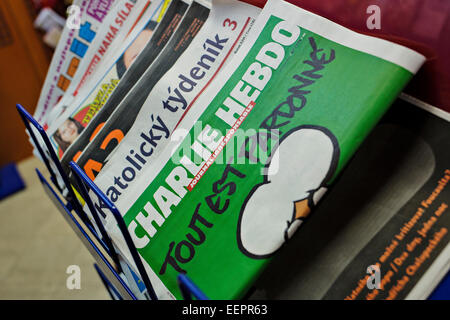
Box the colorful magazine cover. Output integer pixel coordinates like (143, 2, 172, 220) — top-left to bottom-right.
(46, 0, 171, 159)
(72, 0, 212, 181)
(103, 0, 425, 299)
(57, 0, 190, 169)
(33, 0, 117, 125)
(85, 0, 260, 228)
(44, 0, 166, 128)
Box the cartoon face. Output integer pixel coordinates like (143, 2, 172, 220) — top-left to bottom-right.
(123, 29, 153, 69)
(237, 125, 340, 259)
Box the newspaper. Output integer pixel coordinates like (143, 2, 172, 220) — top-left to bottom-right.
(86, 0, 259, 231)
(72, 0, 212, 182)
(45, 0, 164, 128)
(33, 0, 118, 125)
(46, 0, 170, 160)
(101, 0, 425, 299)
(56, 0, 191, 171)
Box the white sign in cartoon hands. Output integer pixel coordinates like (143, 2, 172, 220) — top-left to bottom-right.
(237, 125, 340, 259)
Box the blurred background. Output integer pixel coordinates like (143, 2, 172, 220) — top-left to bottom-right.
(0, 0, 449, 299)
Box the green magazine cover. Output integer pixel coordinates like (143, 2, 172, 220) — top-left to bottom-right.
(107, 0, 426, 299)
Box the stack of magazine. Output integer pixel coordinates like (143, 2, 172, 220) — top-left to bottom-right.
(29, 0, 450, 300)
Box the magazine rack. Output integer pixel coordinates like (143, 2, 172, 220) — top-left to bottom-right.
(17, 104, 208, 300)
(16, 103, 450, 300)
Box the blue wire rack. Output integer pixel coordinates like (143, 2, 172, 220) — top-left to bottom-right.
(17, 104, 207, 300)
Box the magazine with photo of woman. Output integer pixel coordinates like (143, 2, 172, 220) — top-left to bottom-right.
(46, 0, 173, 160)
(53, 0, 190, 170)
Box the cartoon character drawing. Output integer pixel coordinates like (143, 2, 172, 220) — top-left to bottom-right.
(237, 125, 340, 259)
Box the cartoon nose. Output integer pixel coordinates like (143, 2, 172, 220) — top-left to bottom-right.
(294, 198, 311, 220)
